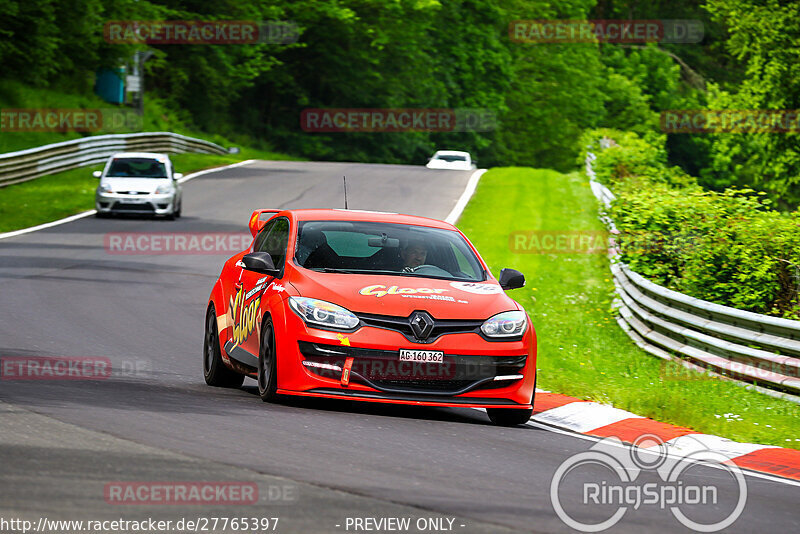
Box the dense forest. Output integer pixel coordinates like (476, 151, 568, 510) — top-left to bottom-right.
(1, 0, 799, 206)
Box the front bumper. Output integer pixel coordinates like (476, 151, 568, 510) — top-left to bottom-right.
(276, 311, 536, 408)
(95, 192, 175, 215)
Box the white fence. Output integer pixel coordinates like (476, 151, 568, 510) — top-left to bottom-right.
(586, 149, 800, 400)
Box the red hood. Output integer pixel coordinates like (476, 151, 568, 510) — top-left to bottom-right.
(286, 268, 519, 320)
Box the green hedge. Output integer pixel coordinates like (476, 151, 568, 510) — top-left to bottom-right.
(583, 128, 800, 319)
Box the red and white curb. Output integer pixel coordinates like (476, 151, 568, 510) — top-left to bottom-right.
(529, 391, 800, 482)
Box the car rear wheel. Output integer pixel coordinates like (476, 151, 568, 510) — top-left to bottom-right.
(203, 304, 244, 387)
(487, 407, 533, 426)
(258, 316, 279, 402)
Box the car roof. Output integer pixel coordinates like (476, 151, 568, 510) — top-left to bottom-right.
(109, 152, 171, 160)
(433, 150, 470, 156)
(280, 209, 456, 230)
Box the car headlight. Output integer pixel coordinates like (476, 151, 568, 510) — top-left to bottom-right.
(98, 183, 113, 194)
(481, 310, 527, 338)
(288, 297, 360, 330)
(154, 184, 174, 194)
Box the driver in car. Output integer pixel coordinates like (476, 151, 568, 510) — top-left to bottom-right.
(401, 240, 428, 272)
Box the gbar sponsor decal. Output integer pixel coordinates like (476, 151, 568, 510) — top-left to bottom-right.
(229, 287, 261, 348)
(450, 282, 503, 294)
(359, 285, 449, 298)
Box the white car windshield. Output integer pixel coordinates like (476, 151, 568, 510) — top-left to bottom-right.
(107, 158, 168, 178)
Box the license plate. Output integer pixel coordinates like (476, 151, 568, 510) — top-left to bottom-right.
(123, 198, 148, 204)
(399, 349, 444, 363)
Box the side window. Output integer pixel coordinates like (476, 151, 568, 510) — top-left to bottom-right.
(257, 218, 290, 268)
(449, 242, 479, 278)
(253, 218, 278, 252)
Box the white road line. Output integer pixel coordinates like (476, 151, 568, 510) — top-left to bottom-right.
(0, 159, 256, 241)
(445, 169, 487, 225)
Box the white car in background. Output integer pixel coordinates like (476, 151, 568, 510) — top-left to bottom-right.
(425, 150, 476, 171)
(94, 152, 183, 219)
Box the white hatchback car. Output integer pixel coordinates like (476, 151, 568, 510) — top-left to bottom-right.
(425, 150, 476, 171)
(94, 152, 183, 219)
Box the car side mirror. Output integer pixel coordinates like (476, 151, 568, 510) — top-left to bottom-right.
(498, 268, 525, 290)
(93, 171, 102, 178)
(242, 252, 280, 276)
(173, 173, 183, 180)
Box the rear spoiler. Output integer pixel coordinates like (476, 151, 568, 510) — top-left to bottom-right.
(248, 209, 282, 237)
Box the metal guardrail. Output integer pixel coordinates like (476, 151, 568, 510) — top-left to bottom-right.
(0, 132, 228, 187)
(586, 149, 800, 400)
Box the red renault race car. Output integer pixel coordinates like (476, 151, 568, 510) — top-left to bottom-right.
(203, 209, 536, 425)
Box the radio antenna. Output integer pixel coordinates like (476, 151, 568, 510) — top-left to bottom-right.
(343, 176, 348, 209)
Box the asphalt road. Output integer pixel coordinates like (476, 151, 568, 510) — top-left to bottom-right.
(0, 160, 798, 534)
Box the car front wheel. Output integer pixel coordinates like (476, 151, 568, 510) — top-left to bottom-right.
(487, 407, 533, 426)
(258, 316, 279, 402)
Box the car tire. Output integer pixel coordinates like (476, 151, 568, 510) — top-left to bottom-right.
(487, 407, 533, 426)
(175, 199, 182, 218)
(203, 304, 244, 388)
(257, 316, 279, 402)
(95, 211, 110, 219)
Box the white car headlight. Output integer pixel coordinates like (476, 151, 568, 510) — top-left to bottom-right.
(98, 183, 113, 193)
(481, 310, 527, 338)
(288, 297, 360, 330)
(154, 184, 174, 194)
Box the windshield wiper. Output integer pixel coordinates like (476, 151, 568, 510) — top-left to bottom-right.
(311, 268, 402, 275)
(308, 267, 481, 282)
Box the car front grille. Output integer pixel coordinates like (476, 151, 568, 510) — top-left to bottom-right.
(298, 341, 526, 396)
(111, 202, 155, 211)
(355, 312, 484, 343)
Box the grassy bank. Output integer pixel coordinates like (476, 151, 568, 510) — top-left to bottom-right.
(0, 148, 299, 233)
(458, 167, 800, 449)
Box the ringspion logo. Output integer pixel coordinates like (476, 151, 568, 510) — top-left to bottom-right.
(551, 435, 747, 531)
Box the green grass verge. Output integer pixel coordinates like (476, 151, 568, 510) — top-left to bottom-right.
(457, 167, 800, 449)
(0, 148, 300, 233)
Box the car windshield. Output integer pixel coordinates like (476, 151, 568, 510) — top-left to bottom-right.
(295, 220, 485, 282)
(436, 154, 467, 162)
(107, 158, 168, 178)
